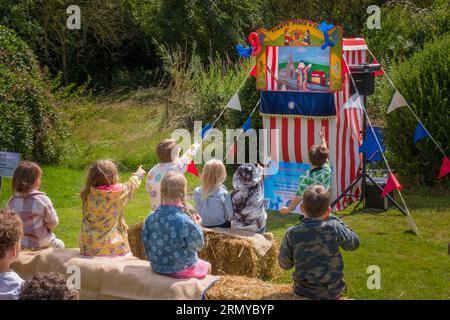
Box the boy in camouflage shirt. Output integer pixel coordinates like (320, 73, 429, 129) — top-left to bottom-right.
(280, 127, 331, 215)
(278, 185, 359, 299)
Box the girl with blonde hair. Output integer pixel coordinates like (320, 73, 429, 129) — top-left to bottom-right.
(194, 159, 233, 228)
(79, 160, 145, 257)
(142, 171, 211, 279)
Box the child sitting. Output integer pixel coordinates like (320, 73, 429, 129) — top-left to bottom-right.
(79, 160, 145, 257)
(280, 127, 331, 216)
(278, 185, 359, 300)
(194, 159, 233, 228)
(146, 139, 200, 211)
(0, 208, 24, 300)
(7, 161, 64, 249)
(231, 163, 267, 234)
(19, 272, 78, 300)
(142, 171, 211, 279)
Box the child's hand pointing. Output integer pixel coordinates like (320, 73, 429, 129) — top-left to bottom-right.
(136, 165, 146, 178)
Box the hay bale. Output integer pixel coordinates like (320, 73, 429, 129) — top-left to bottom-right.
(198, 230, 281, 280)
(128, 222, 146, 260)
(205, 276, 350, 300)
(205, 275, 309, 300)
(128, 223, 281, 280)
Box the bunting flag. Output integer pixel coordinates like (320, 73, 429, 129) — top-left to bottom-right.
(381, 173, 402, 197)
(242, 116, 252, 132)
(371, 58, 385, 76)
(200, 123, 213, 139)
(342, 59, 349, 75)
(387, 91, 408, 113)
(359, 127, 385, 162)
(250, 64, 257, 78)
(226, 92, 242, 111)
(413, 123, 429, 144)
(229, 142, 236, 158)
(438, 156, 450, 179)
(186, 160, 199, 177)
(342, 93, 362, 110)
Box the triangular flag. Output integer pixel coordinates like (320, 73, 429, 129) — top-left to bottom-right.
(371, 58, 385, 76)
(250, 64, 257, 78)
(200, 123, 213, 139)
(342, 93, 362, 110)
(359, 135, 382, 160)
(186, 160, 199, 177)
(381, 173, 402, 197)
(229, 142, 236, 158)
(226, 92, 241, 111)
(360, 127, 385, 162)
(242, 116, 252, 132)
(413, 123, 429, 144)
(342, 59, 349, 74)
(438, 156, 450, 179)
(387, 91, 408, 113)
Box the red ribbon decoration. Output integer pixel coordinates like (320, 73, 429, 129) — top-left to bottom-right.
(248, 32, 262, 56)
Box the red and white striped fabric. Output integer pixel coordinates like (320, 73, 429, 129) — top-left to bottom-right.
(266, 46, 279, 90)
(262, 38, 366, 211)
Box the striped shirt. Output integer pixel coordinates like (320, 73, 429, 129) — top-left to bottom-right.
(7, 190, 59, 249)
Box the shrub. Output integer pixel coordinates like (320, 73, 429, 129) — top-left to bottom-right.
(380, 34, 449, 185)
(0, 26, 67, 163)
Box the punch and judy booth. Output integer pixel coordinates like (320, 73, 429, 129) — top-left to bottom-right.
(252, 21, 367, 212)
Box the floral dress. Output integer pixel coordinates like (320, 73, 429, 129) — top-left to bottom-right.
(78, 174, 141, 257)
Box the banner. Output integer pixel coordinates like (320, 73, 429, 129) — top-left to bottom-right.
(260, 90, 336, 118)
(263, 161, 311, 214)
(0, 152, 21, 177)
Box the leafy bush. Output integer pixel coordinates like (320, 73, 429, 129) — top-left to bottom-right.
(0, 26, 67, 163)
(380, 34, 449, 185)
(365, 0, 449, 64)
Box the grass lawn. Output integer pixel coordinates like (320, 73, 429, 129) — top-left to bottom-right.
(1, 92, 448, 300)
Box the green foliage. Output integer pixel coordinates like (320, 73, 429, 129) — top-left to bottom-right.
(380, 34, 449, 185)
(131, 0, 267, 61)
(0, 25, 67, 163)
(153, 41, 259, 133)
(0, 0, 155, 90)
(365, 0, 450, 64)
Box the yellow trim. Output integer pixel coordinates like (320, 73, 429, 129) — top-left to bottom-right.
(260, 112, 337, 120)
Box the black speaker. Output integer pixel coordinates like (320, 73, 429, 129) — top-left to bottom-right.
(364, 177, 393, 210)
(349, 63, 381, 96)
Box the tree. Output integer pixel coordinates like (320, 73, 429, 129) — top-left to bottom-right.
(0, 26, 67, 163)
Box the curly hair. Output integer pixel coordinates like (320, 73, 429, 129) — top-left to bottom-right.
(0, 208, 23, 259)
(19, 272, 78, 300)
